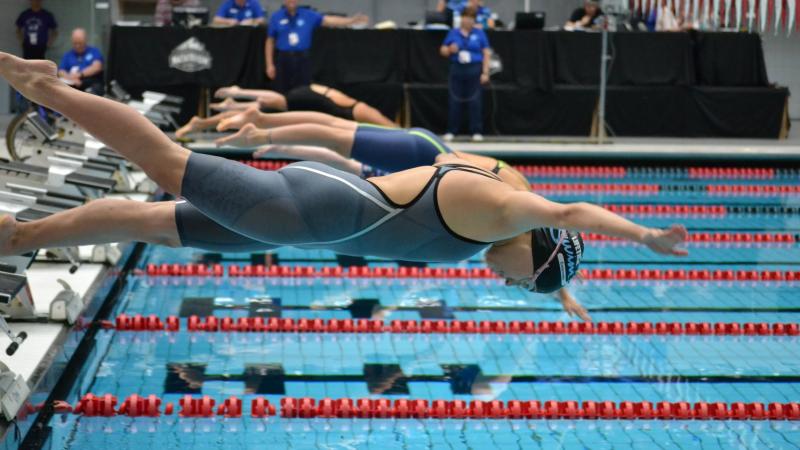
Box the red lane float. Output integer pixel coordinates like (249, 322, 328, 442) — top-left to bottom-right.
(143, 264, 800, 283)
(241, 161, 791, 181)
(112, 315, 800, 337)
(61, 394, 800, 420)
(584, 232, 796, 243)
(602, 204, 727, 216)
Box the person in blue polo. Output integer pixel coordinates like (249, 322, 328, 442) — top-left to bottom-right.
(266, 0, 368, 93)
(15, 0, 58, 60)
(58, 28, 104, 95)
(212, 0, 265, 26)
(439, 6, 491, 142)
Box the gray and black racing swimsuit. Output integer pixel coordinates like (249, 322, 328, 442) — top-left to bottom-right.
(176, 153, 501, 263)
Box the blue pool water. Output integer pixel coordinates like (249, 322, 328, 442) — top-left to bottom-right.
(45, 164, 800, 449)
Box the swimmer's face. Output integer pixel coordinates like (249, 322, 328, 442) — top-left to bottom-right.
(284, 0, 298, 11)
(485, 234, 535, 288)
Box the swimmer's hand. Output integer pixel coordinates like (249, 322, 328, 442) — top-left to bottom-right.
(558, 289, 591, 322)
(215, 123, 264, 148)
(641, 224, 689, 256)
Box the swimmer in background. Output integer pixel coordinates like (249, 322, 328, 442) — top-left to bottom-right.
(175, 84, 395, 138)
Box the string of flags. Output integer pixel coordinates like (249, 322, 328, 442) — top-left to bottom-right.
(629, 0, 799, 35)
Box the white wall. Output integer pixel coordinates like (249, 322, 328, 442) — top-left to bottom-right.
(761, 31, 800, 118)
(0, 0, 96, 113)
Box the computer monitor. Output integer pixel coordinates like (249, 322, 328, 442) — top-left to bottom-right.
(172, 6, 209, 28)
(425, 9, 454, 27)
(515, 11, 546, 30)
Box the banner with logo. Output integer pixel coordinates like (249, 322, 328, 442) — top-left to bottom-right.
(108, 26, 266, 88)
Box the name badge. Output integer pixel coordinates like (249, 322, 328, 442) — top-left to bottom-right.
(458, 50, 472, 64)
(29, 32, 38, 46)
(288, 32, 300, 47)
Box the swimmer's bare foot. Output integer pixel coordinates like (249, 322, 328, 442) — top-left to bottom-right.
(217, 106, 261, 132)
(175, 116, 204, 139)
(0, 52, 60, 105)
(214, 85, 240, 98)
(0, 215, 19, 256)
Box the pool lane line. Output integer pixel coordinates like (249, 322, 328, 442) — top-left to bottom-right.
(240, 160, 794, 181)
(108, 315, 799, 337)
(57, 393, 800, 420)
(144, 264, 800, 282)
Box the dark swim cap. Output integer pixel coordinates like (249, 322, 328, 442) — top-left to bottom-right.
(529, 228, 584, 293)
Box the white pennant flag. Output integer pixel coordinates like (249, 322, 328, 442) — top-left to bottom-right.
(787, 0, 796, 35)
(684, 0, 692, 21)
(669, 0, 675, 15)
(724, 0, 732, 26)
(748, 0, 756, 31)
(775, 0, 782, 34)
(694, 0, 701, 25)
(648, 0, 656, 16)
(736, 0, 743, 28)
(760, 0, 768, 31)
(713, 0, 721, 27)
(634, 0, 641, 15)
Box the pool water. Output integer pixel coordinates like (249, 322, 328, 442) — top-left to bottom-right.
(46, 164, 800, 449)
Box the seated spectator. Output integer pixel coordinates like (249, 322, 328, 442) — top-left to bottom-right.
(58, 28, 104, 95)
(16, 0, 58, 60)
(436, 0, 467, 13)
(154, 0, 200, 27)
(565, 0, 604, 29)
(212, 0, 265, 26)
(462, 0, 495, 29)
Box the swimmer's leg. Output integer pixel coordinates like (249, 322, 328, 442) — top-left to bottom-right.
(352, 103, 397, 128)
(219, 111, 357, 133)
(219, 123, 356, 157)
(175, 110, 244, 138)
(0, 52, 188, 195)
(0, 199, 180, 256)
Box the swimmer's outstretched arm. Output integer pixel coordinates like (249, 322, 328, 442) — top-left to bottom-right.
(0, 199, 179, 256)
(253, 145, 362, 175)
(499, 191, 689, 255)
(0, 52, 188, 195)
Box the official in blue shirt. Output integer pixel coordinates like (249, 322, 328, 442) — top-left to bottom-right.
(212, 0, 265, 26)
(265, 0, 368, 93)
(440, 6, 491, 141)
(58, 28, 104, 96)
(15, 0, 58, 60)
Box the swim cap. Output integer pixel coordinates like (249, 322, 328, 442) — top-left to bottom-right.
(528, 228, 584, 293)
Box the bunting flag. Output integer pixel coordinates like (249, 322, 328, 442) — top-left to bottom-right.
(747, 0, 755, 31)
(736, 0, 743, 28)
(761, 0, 769, 31)
(648, 0, 656, 16)
(787, 0, 795, 34)
(724, 0, 732, 26)
(713, 0, 722, 26)
(694, 0, 702, 25)
(684, 0, 692, 22)
(705, 0, 713, 25)
(774, 0, 782, 34)
(634, 0, 641, 15)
